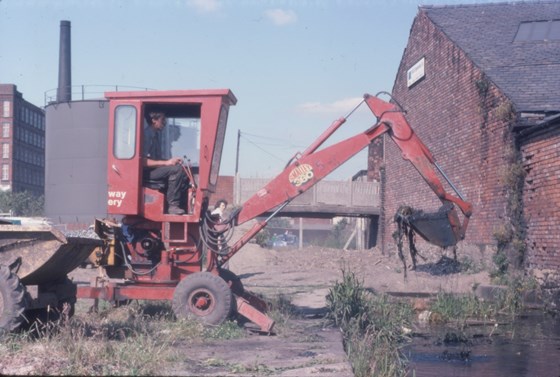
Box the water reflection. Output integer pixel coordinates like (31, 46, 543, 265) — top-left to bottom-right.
(404, 312, 560, 376)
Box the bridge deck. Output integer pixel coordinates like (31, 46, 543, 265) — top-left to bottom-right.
(234, 177, 380, 218)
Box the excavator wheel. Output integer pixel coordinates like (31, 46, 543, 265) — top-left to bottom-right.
(172, 272, 233, 326)
(0, 265, 27, 335)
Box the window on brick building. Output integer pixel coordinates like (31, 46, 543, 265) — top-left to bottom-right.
(2, 143, 9, 159)
(2, 122, 9, 138)
(515, 20, 560, 41)
(1, 164, 8, 181)
(2, 101, 10, 117)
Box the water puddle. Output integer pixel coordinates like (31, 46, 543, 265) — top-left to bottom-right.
(404, 311, 560, 376)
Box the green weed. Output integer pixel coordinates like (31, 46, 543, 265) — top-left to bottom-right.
(326, 269, 413, 377)
(1, 300, 245, 376)
(265, 292, 299, 331)
(430, 292, 494, 326)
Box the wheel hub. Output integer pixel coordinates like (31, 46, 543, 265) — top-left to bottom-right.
(189, 289, 215, 315)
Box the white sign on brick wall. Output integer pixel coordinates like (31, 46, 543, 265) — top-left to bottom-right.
(407, 57, 425, 88)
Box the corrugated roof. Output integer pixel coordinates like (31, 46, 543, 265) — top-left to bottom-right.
(423, 1, 560, 113)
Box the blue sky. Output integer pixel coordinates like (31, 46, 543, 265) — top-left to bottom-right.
(1, 0, 496, 179)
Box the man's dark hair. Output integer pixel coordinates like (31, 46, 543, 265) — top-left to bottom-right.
(215, 199, 228, 208)
(147, 111, 165, 124)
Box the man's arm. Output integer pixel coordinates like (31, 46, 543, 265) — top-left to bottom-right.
(143, 157, 183, 168)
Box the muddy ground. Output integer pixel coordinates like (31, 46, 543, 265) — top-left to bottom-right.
(160, 227, 492, 376)
(3, 222, 493, 376)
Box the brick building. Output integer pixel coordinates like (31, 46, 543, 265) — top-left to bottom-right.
(371, 2, 560, 285)
(210, 175, 234, 209)
(0, 84, 46, 197)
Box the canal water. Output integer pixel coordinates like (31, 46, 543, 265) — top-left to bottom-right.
(404, 311, 560, 377)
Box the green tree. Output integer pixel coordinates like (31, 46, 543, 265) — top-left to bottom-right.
(0, 191, 44, 217)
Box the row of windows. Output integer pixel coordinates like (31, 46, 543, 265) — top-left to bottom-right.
(2, 122, 45, 149)
(1, 101, 44, 129)
(14, 147, 44, 167)
(11, 162, 44, 186)
(18, 105, 45, 130)
(14, 127, 44, 148)
(1, 164, 45, 185)
(2, 142, 45, 166)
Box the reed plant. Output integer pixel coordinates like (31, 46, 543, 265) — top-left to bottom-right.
(326, 269, 413, 377)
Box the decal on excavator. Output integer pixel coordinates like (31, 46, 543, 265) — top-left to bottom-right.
(289, 164, 314, 187)
(107, 190, 127, 208)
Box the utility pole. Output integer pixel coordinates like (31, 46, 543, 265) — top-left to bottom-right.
(235, 129, 241, 175)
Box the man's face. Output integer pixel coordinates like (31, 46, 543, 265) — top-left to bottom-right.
(153, 116, 166, 130)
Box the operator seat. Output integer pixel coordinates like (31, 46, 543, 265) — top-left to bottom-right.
(143, 178, 167, 192)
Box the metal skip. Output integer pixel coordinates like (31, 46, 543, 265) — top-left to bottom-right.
(0, 225, 102, 285)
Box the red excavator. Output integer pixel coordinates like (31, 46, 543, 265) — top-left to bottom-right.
(0, 89, 471, 334)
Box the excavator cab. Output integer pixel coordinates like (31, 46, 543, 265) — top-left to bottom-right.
(98, 89, 238, 279)
(105, 89, 237, 223)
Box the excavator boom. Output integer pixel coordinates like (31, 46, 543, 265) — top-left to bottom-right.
(224, 93, 472, 261)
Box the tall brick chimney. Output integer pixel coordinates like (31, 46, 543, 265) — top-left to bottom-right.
(56, 20, 71, 102)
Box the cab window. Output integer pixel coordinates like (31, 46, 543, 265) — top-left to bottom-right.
(143, 104, 201, 167)
(113, 105, 137, 159)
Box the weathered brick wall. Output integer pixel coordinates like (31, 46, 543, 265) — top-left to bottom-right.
(210, 175, 234, 208)
(520, 125, 560, 285)
(378, 11, 515, 253)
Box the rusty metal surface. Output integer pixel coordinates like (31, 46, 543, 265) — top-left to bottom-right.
(0, 225, 102, 285)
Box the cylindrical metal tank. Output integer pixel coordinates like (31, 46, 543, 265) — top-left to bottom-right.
(45, 100, 109, 225)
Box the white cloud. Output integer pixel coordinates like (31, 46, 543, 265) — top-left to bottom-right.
(264, 9, 297, 26)
(186, 0, 221, 13)
(297, 97, 364, 114)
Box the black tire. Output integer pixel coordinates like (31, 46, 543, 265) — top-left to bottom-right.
(0, 265, 26, 335)
(172, 272, 232, 326)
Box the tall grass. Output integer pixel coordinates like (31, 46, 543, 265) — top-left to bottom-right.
(326, 270, 413, 377)
(429, 293, 495, 326)
(0, 301, 244, 376)
(430, 275, 533, 326)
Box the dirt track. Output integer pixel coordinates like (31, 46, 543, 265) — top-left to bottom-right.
(56, 225, 491, 376)
(160, 236, 492, 376)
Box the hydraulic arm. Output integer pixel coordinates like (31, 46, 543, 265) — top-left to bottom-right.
(220, 93, 472, 265)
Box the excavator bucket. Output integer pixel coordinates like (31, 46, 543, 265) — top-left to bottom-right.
(0, 224, 102, 285)
(403, 202, 461, 248)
